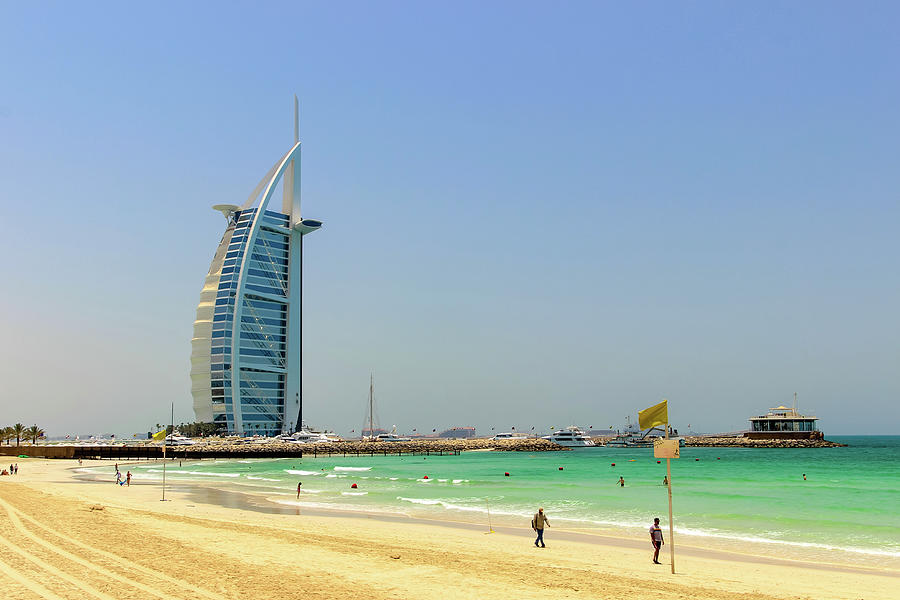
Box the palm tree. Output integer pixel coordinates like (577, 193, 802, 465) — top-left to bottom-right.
(13, 423, 25, 447)
(0, 427, 13, 446)
(25, 425, 44, 444)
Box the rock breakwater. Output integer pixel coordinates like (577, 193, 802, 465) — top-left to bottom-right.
(683, 436, 846, 448)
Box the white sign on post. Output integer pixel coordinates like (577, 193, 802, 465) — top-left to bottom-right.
(654, 439, 680, 459)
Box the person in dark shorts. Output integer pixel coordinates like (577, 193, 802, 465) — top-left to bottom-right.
(649, 517, 664, 564)
(297, 481, 302, 498)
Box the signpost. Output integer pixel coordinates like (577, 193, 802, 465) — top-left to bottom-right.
(640, 398, 678, 574)
(654, 435, 678, 573)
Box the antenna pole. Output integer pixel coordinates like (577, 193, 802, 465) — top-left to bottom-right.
(368, 373, 375, 439)
(294, 95, 299, 143)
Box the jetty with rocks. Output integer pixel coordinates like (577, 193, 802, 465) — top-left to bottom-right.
(1, 437, 567, 460)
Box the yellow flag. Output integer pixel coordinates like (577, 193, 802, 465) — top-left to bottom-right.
(639, 399, 668, 430)
(151, 429, 167, 441)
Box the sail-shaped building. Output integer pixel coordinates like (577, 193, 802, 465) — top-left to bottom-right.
(191, 99, 321, 435)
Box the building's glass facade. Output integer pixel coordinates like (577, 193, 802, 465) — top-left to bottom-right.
(210, 208, 292, 435)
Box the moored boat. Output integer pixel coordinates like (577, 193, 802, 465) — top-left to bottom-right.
(542, 426, 595, 447)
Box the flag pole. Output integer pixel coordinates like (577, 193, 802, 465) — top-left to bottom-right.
(666, 422, 675, 574)
(161, 402, 173, 502)
(161, 428, 167, 501)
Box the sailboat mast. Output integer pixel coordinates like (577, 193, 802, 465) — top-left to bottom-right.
(368, 373, 375, 439)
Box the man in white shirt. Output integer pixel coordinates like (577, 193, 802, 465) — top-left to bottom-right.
(649, 517, 664, 564)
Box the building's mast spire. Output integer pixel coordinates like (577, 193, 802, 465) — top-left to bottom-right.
(294, 94, 299, 143)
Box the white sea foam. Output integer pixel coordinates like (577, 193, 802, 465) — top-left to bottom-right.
(285, 469, 321, 476)
(246, 476, 280, 482)
(416, 478, 433, 483)
(145, 469, 240, 477)
(396, 496, 514, 515)
(334, 466, 372, 472)
(452, 479, 468, 484)
(326, 474, 338, 478)
(342, 491, 368, 496)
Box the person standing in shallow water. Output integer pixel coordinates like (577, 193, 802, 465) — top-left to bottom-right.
(532, 507, 550, 548)
(618, 476, 625, 487)
(650, 517, 664, 564)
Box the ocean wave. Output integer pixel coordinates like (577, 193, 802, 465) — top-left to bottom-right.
(145, 469, 240, 477)
(334, 466, 372, 472)
(342, 491, 369, 496)
(397, 496, 520, 515)
(246, 476, 281, 482)
(285, 469, 321, 476)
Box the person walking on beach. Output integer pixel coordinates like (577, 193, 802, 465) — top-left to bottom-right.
(115, 470, 122, 485)
(297, 481, 302, 498)
(126, 471, 132, 487)
(618, 476, 625, 487)
(650, 517, 664, 564)
(532, 507, 550, 548)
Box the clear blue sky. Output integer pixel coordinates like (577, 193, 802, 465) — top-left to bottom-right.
(1, 1, 897, 436)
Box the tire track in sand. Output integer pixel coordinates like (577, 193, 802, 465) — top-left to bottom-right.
(0, 553, 66, 600)
(0, 497, 221, 600)
(0, 525, 117, 600)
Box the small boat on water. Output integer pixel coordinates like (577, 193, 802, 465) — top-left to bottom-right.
(163, 435, 196, 446)
(542, 426, 595, 447)
(605, 421, 684, 448)
(491, 432, 528, 441)
(374, 432, 411, 442)
(285, 430, 333, 444)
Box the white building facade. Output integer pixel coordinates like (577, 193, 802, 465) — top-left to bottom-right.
(191, 102, 321, 434)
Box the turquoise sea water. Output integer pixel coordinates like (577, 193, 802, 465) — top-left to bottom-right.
(101, 436, 900, 566)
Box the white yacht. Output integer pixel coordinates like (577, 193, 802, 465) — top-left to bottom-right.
(491, 432, 528, 440)
(163, 435, 196, 446)
(286, 430, 332, 444)
(542, 426, 595, 447)
(374, 432, 411, 442)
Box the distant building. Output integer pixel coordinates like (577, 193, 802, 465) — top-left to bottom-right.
(746, 405, 822, 440)
(361, 428, 389, 437)
(438, 427, 477, 439)
(586, 429, 616, 436)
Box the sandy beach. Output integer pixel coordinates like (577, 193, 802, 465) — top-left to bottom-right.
(0, 458, 895, 600)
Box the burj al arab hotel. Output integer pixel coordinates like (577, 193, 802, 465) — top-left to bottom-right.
(191, 98, 322, 435)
